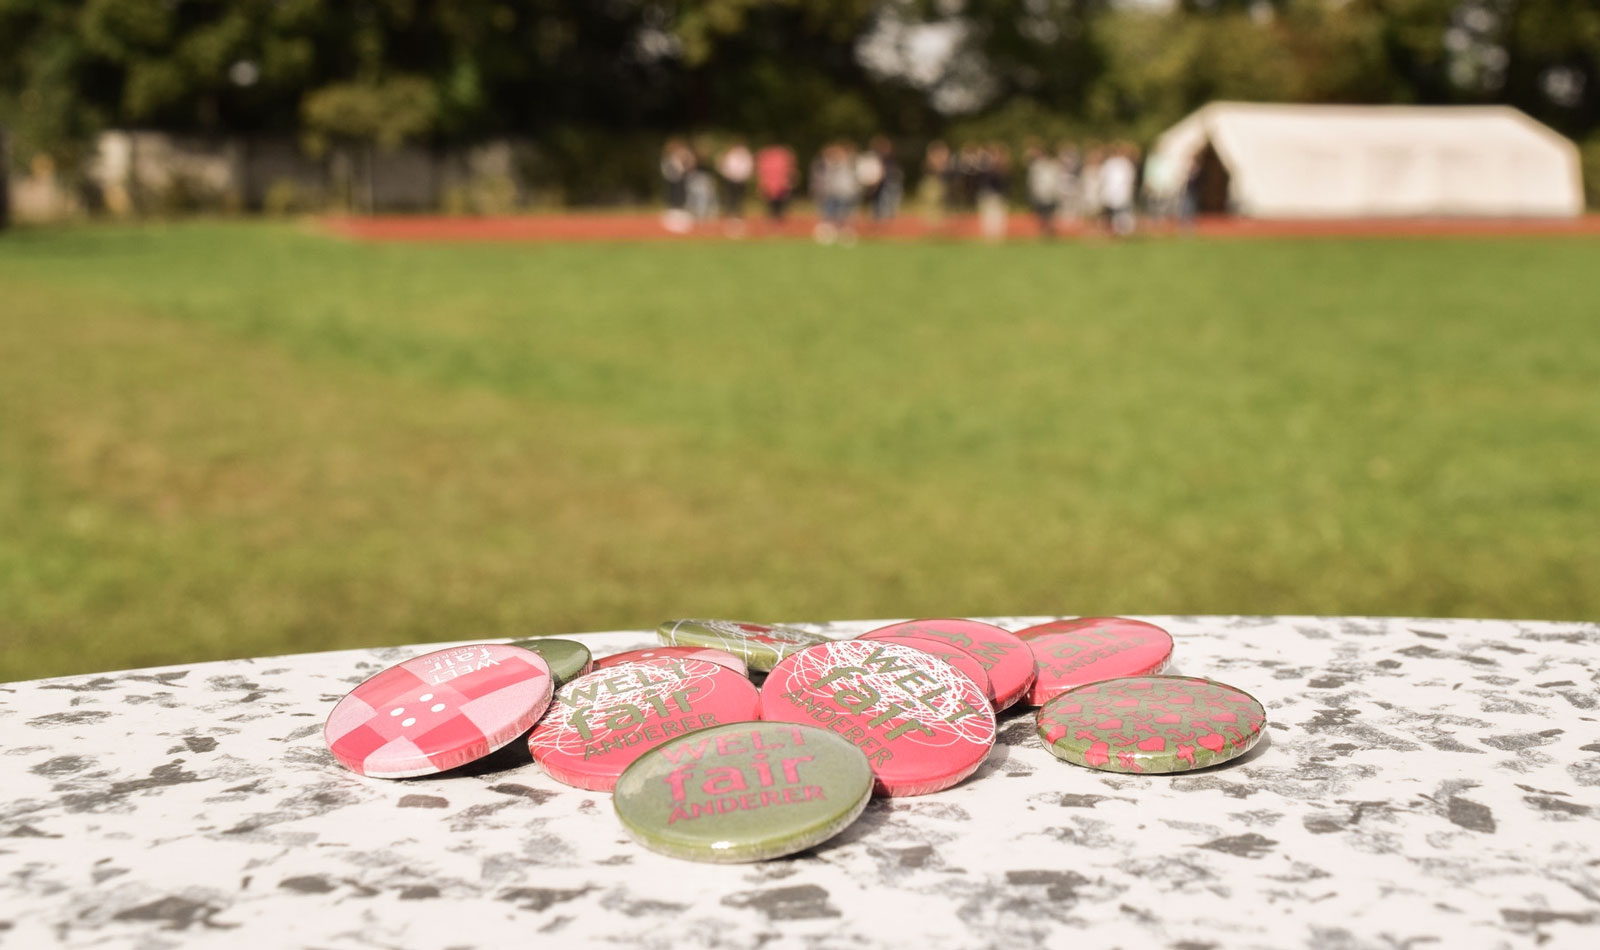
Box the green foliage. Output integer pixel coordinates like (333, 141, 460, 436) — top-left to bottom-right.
(946, 98, 1079, 149)
(2, 1, 1600, 195)
(1087, 9, 1302, 140)
(955, 0, 1105, 114)
(301, 76, 437, 153)
(1275, 1, 1398, 103)
(261, 178, 305, 215)
(519, 127, 661, 205)
(675, 0, 794, 66)
(0, 3, 101, 168)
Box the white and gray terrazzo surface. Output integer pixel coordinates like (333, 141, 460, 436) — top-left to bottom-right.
(2, 616, 1597, 949)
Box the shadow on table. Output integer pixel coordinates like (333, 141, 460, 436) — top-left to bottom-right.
(439, 731, 537, 778)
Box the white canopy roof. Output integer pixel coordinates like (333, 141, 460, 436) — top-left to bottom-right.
(1150, 102, 1584, 218)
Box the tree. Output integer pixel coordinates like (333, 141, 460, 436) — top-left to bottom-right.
(0, 0, 109, 170)
(301, 76, 436, 211)
(949, 0, 1108, 120)
(3, 0, 1598, 203)
(301, 77, 437, 153)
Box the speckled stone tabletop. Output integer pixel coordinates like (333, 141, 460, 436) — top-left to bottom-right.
(3, 616, 1597, 949)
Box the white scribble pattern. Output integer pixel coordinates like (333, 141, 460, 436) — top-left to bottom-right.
(774, 641, 997, 749)
(527, 660, 724, 759)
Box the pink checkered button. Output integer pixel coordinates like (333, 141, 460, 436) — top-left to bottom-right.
(324, 644, 554, 778)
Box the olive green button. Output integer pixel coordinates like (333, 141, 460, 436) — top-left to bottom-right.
(613, 722, 873, 863)
(1037, 675, 1267, 774)
(657, 619, 830, 673)
(509, 638, 593, 686)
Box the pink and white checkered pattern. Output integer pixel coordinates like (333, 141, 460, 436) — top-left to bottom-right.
(324, 644, 553, 778)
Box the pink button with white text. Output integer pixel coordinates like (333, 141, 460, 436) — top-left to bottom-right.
(325, 644, 554, 778)
(528, 658, 762, 791)
(1015, 617, 1174, 706)
(596, 646, 750, 678)
(860, 618, 1035, 709)
(854, 632, 994, 708)
(760, 640, 996, 797)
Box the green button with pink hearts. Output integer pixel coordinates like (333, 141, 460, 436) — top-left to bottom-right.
(1036, 675, 1267, 774)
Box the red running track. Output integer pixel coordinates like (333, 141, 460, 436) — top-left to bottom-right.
(322, 212, 1600, 244)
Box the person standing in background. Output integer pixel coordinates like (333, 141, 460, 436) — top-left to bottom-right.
(755, 143, 797, 227)
(685, 142, 718, 225)
(867, 136, 901, 222)
(854, 143, 885, 228)
(957, 143, 983, 210)
(1099, 143, 1138, 237)
(1080, 145, 1105, 235)
(1141, 146, 1177, 226)
(660, 138, 693, 234)
(717, 139, 754, 236)
(1025, 140, 1062, 238)
(1055, 142, 1082, 229)
(919, 140, 951, 230)
(815, 142, 861, 245)
(1179, 144, 1211, 231)
(976, 143, 1010, 243)
(808, 147, 828, 221)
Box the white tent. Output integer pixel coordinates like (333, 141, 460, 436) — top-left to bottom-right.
(1149, 102, 1584, 218)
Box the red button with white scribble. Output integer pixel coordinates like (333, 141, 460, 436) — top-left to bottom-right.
(325, 644, 554, 778)
(595, 646, 750, 678)
(859, 618, 1034, 710)
(1015, 617, 1174, 706)
(760, 640, 996, 797)
(854, 632, 994, 708)
(528, 658, 762, 791)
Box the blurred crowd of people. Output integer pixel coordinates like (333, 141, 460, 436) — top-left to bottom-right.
(659, 136, 1204, 243)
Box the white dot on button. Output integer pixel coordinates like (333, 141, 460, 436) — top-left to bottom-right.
(431, 703, 446, 713)
(419, 693, 434, 702)
(401, 718, 416, 727)
(390, 707, 404, 716)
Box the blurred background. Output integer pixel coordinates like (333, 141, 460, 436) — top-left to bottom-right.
(2, 0, 1597, 680)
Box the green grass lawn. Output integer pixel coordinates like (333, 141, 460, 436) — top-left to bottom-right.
(2, 222, 1596, 679)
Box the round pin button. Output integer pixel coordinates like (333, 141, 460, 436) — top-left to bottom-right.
(508, 638, 593, 686)
(528, 658, 762, 791)
(760, 640, 996, 797)
(854, 633, 994, 708)
(1037, 675, 1267, 773)
(1015, 617, 1175, 705)
(658, 619, 831, 673)
(861, 619, 1038, 707)
(325, 644, 554, 779)
(613, 722, 873, 863)
(596, 646, 750, 678)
